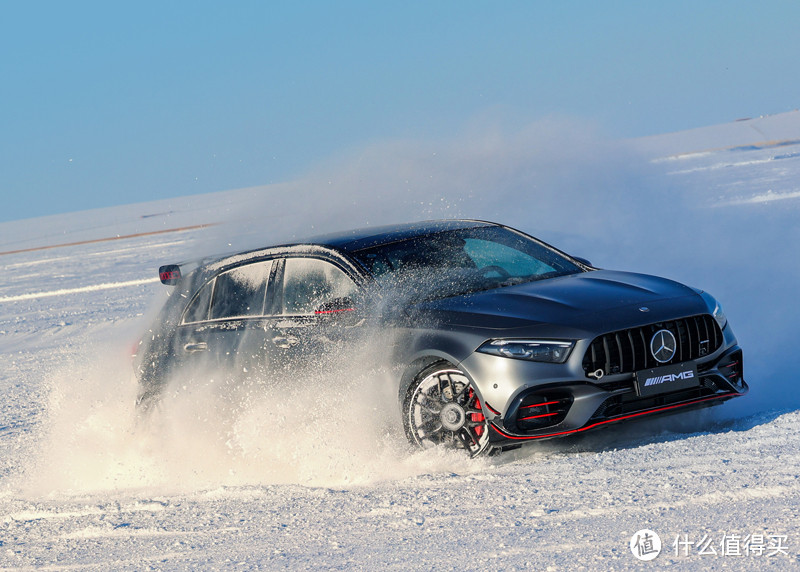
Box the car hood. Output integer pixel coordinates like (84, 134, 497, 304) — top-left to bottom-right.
(412, 269, 706, 332)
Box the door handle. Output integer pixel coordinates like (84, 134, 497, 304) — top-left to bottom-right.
(272, 335, 299, 349)
(184, 342, 209, 353)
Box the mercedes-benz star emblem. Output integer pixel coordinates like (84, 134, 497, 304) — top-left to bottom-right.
(650, 329, 677, 363)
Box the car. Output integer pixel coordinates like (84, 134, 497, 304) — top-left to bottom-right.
(134, 219, 747, 456)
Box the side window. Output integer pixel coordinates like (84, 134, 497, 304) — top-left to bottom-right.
(281, 258, 357, 315)
(183, 280, 214, 323)
(209, 260, 272, 320)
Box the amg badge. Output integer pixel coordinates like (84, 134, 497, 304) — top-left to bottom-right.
(635, 363, 700, 397)
(644, 369, 694, 387)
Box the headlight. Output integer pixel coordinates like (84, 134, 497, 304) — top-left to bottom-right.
(477, 339, 575, 363)
(712, 300, 727, 330)
(700, 291, 728, 330)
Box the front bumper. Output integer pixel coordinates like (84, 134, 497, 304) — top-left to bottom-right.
(459, 336, 747, 447)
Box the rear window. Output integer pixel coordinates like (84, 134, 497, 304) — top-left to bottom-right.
(183, 280, 213, 323)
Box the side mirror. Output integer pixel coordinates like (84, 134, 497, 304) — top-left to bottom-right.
(573, 256, 594, 268)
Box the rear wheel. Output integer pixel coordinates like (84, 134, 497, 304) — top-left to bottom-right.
(403, 363, 491, 457)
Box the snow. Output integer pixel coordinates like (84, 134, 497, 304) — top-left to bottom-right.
(2, 113, 800, 569)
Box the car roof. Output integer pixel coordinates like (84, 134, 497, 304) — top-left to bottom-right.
(305, 219, 499, 252)
(167, 219, 503, 281)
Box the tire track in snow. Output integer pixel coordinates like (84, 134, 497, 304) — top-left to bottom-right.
(0, 223, 213, 257)
(0, 278, 159, 303)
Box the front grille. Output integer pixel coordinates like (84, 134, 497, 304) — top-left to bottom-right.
(582, 314, 722, 378)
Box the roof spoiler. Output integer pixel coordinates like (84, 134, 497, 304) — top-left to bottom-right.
(158, 264, 183, 285)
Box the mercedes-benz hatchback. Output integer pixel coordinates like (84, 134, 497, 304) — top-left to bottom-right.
(135, 220, 747, 456)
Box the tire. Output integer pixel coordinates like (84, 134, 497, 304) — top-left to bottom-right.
(403, 362, 491, 457)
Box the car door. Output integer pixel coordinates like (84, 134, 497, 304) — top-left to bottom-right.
(174, 259, 276, 383)
(267, 256, 361, 375)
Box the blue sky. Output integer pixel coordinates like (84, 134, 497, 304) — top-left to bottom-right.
(1, 1, 798, 223)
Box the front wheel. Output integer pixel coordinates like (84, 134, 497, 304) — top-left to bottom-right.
(403, 363, 491, 457)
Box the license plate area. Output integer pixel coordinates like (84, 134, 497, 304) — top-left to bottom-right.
(635, 363, 699, 397)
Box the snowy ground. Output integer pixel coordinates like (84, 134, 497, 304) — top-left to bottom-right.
(2, 113, 800, 570)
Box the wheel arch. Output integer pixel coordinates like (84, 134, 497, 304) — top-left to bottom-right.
(398, 352, 460, 404)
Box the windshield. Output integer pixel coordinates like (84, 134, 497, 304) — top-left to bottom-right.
(351, 226, 584, 300)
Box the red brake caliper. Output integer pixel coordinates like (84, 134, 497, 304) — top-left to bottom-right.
(471, 394, 485, 437)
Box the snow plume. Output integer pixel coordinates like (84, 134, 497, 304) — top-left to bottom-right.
(20, 323, 486, 497)
(203, 115, 800, 418)
(195, 115, 657, 256)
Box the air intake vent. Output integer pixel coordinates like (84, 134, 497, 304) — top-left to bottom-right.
(717, 349, 744, 388)
(515, 393, 572, 431)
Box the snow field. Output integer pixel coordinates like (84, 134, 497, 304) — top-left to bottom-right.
(2, 113, 800, 569)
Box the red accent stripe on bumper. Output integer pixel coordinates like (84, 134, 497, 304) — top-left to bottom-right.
(519, 412, 560, 421)
(490, 392, 744, 441)
(520, 400, 561, 409)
